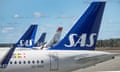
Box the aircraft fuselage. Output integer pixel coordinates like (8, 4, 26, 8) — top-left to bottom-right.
(0, 48, 114, 72)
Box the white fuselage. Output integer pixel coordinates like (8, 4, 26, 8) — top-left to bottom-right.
(0, 48, 114, 72)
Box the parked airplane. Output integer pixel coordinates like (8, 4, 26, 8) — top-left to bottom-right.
(34, 32, 46, 47)
(16, 25, 62, 49)
(45, 27, 63, 48)
(0, 1, 116, 72)
(0, 24, 38, 68)
(16, 24, 38, 48)
(33, 27, 63, 50)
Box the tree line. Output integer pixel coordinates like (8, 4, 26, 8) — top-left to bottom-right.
(0, 38, 120, 47)
(96, 38, 120, 47)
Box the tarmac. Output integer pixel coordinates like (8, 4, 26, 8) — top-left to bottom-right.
(73, 50, 120, 72)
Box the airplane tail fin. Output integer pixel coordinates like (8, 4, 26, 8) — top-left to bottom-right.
(34, 32, 46, 47)
(16, 24, 38, 48)
(46, 27, 63, 48)
(49, 1, 106, 50)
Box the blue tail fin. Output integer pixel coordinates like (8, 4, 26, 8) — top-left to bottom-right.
(16, 24, 38, 48)
(34, 32, 46, 47)
(49, 1, 106, 50)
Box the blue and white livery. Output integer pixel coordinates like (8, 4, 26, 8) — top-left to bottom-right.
(0, 1, 117, 72)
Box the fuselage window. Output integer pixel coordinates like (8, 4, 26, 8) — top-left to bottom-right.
(37, 60, 39, 64)
(32, 60, 35, 64)
(14, 61, 17, 64)
(23, 61, 26, 64)
(41, 60, 44, 64)
(19, 61, 21, 64)
(28, 61, 30, 64)
(10, 61, 12, 64)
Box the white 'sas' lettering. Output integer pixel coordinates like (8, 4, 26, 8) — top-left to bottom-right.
(19, 39, 32, 47)
(64, 33, 96, 47)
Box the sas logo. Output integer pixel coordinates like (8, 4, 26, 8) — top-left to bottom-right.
(64, 33, 97, 47)
(19, 39, 33, 47)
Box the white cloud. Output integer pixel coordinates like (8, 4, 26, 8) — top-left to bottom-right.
(57, 15, 74, 19)
(13, 14, 20, 19)
(33, 12, 47, 18)
(33, 12, 42, 18)
(1, 27, 15, 33)
(12, 12, 47, 19)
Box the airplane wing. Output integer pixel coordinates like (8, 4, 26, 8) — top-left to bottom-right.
(0, 44, 16, 68)
(74, 54, 116, 68)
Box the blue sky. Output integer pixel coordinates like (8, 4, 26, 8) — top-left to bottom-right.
(0, 0, 120, 43)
